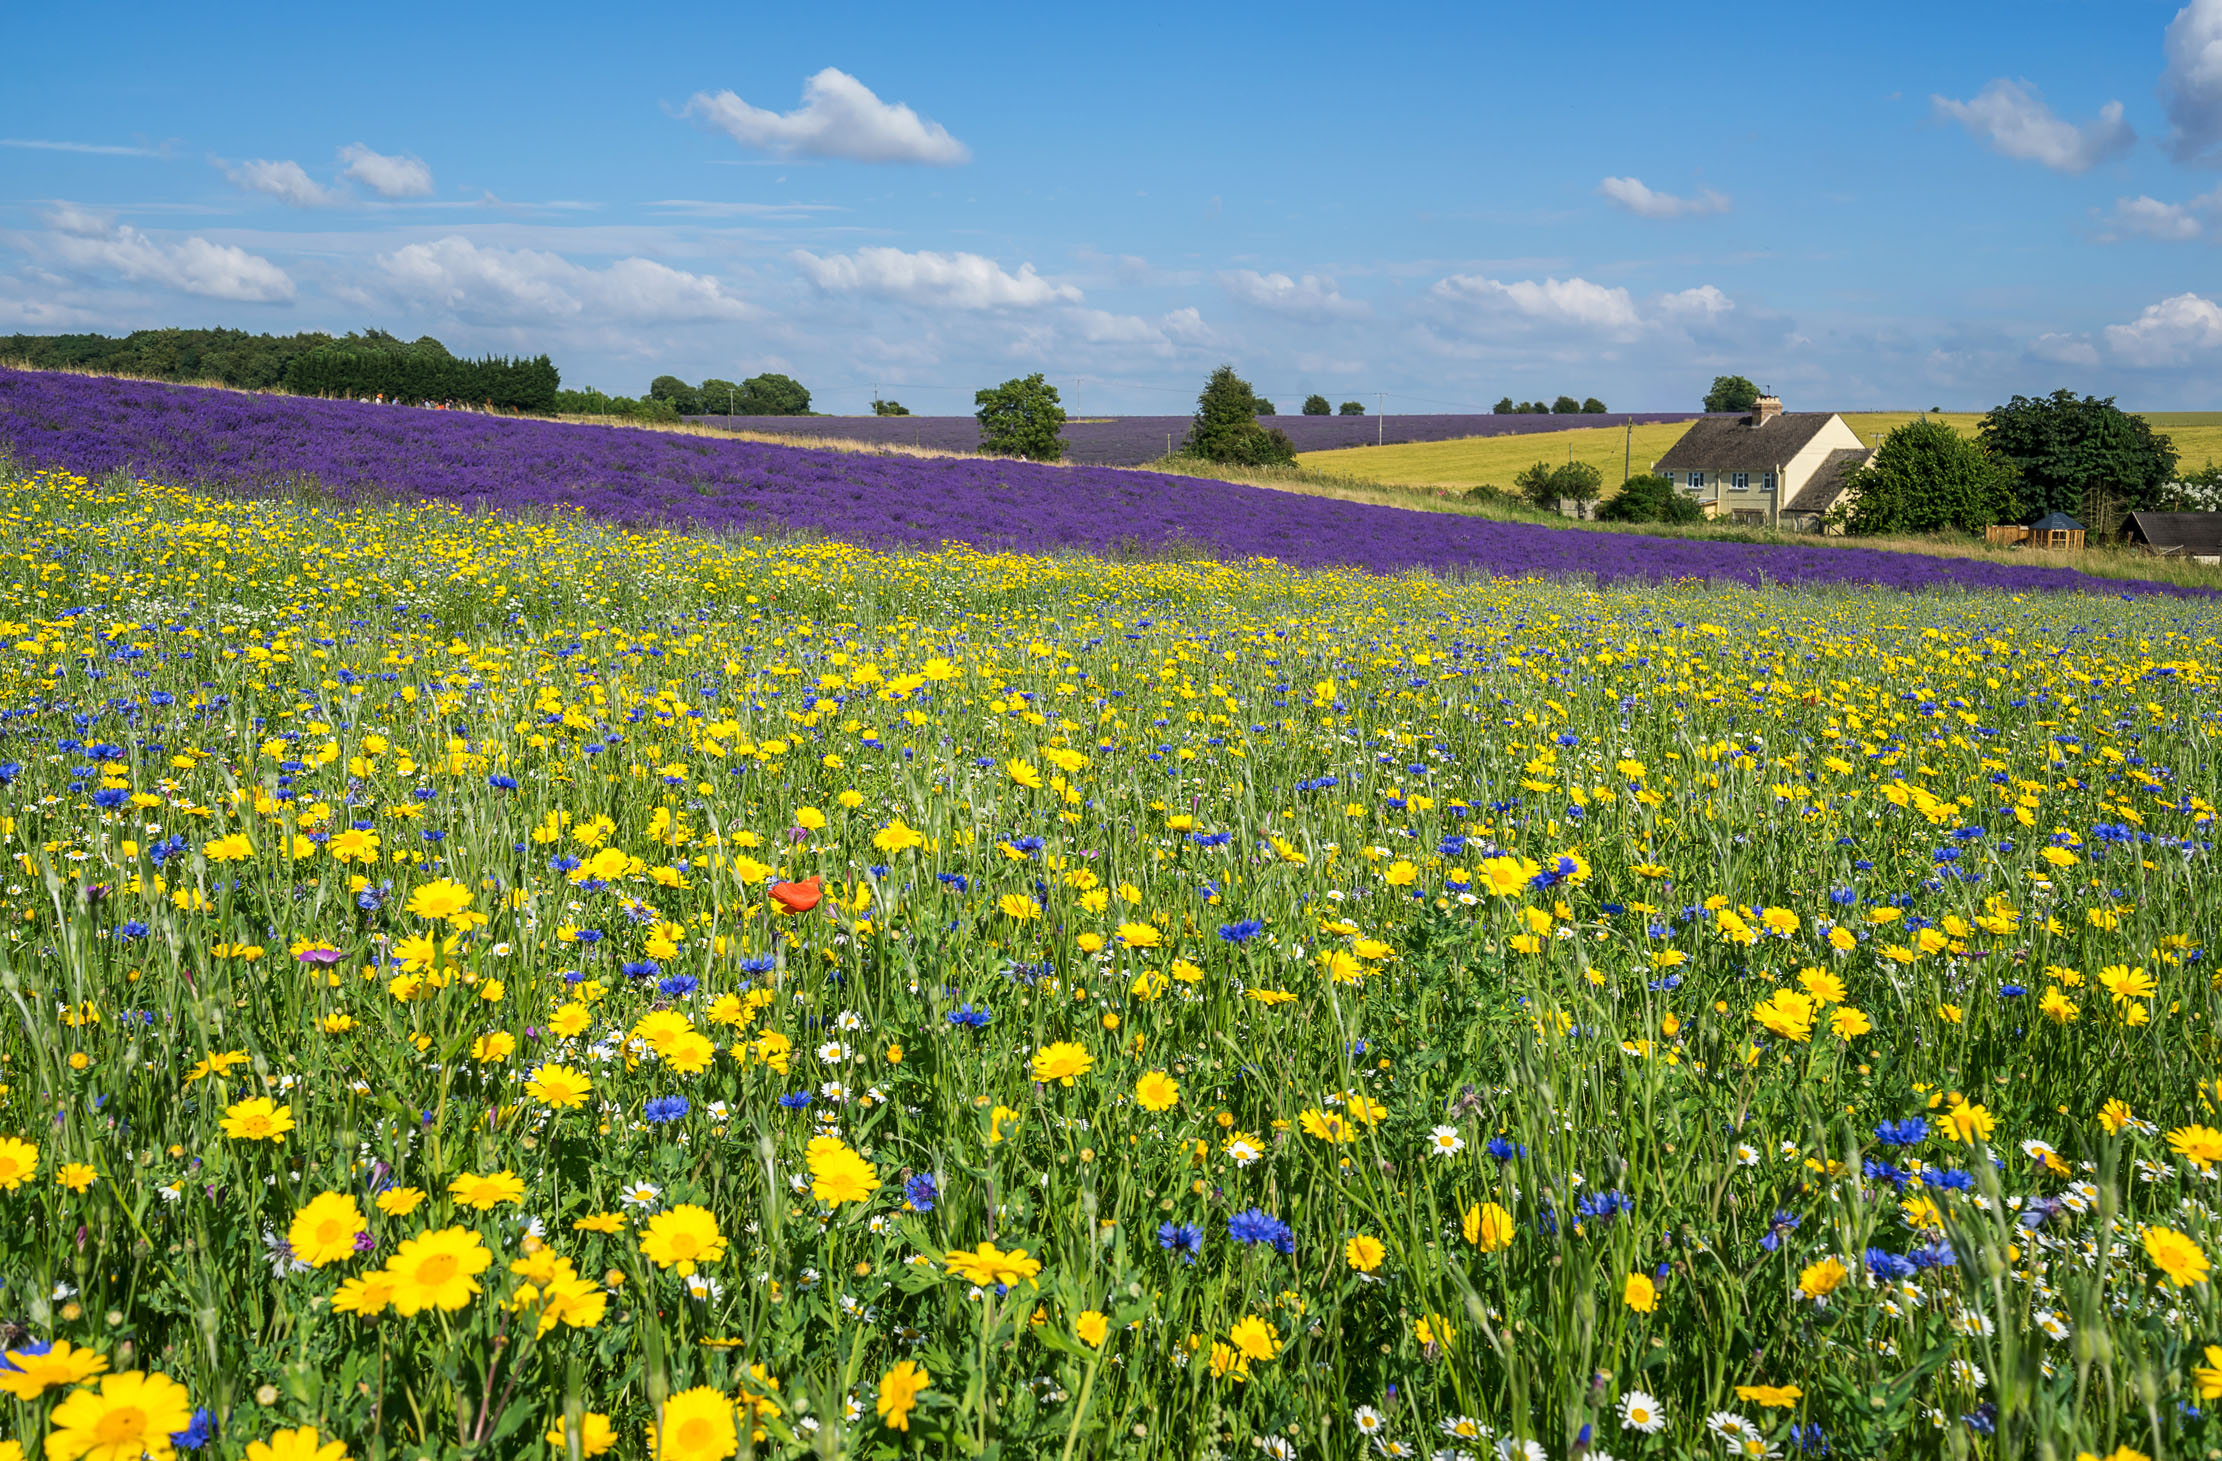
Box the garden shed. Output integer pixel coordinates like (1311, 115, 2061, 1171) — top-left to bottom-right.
(1987, 512, 2085, 551)
(2124, 511, 2222, 564)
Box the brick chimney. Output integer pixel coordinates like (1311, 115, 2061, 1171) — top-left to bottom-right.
(1750, 394, 1782, 426)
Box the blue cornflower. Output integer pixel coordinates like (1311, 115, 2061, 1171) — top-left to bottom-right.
(550, 854, 581, 873)
(1575, 1190, 1632, 1225)
(903, 1172, 938, 1212)
(644, 1096, 688, 1124)
(620, 960, 660, 980)
(947, 1004, 993, 1029)
(91, 788, 129, 809)
(1909, 1241, 1957, 1270)
(1999, 983, 2026, 997)
(171, 1410, 218, 1452)
(1485, 1136, 1526, 1162)
(1873, 1118, 1929, 1147)
(1758, 1209, 1800, 1253)
(1156, 1221, 1204, 1263)
(487, 774, 518, 790)
(1216, 919, 1265, 943)
(1227, 1207, 1295, 1254)
(657, 974, 699, 998)
(117, 921, 149, 940)
(936, 871, 970, 892)
(777, 1091, 813, 1111)
(736, 955, 776, 974)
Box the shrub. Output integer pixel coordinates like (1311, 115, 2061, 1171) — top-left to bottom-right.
(1301, 394, 1331, 416)
(1597, 472, 1703, 523)
(1843, 417, 2019, 535)
(1184, 366, 1296, 467)
(1493, 396, 1516, 415)
(1703, 374, 1760, 413)
(1581, 396, 1607, 413)
(873, 399, 911, 417)
(1552, 395, 1581, 414)
(975, 373, 1067, 461)
(1338, 401, 1365, 416)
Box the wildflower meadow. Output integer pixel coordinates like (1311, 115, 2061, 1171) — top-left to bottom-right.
(0, 453, 2217, 1461)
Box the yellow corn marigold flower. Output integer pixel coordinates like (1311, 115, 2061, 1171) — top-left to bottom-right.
(0, 1136, 37, 1192)
(1797, 1256, 1849, 1300)
(650, 1386, 735, 1461)
(0, 1339, 108, 1399)
(44, 1370, 194, 1460)
(404, 877, 473, 921)
(639, 1204, 727, 1276)
(1030, 1041, 1093, 1085)
(1134, 1070, 1179, 1112)
(1464, 1201, 1514, 1252)
(1345, 1234, 1386, 1272)
(942, 1241, 1042, 1287)
(2144, 1225, 2210, 1288)
(246, 1426, 350, 1461)
(220, 1096, 295, 1142)
(525, 1063, 593, 1110)
(876, 1360, 930, 1432)
(383, 1227, 491, 1315)
(287, 1192, 367, 1268)
(1623, 1273, 1658, 1313)
(448, 1170, 526, 1210)
(1228, 1315, 1279, 1362)
(1074, 1310, 1110, 1347)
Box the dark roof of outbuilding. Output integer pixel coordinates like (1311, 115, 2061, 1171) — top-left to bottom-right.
(2028, 511, 2085, 532)
(1782, 447, 1871, 516)
(2124, 511, 2222, 552)
(1654, 412, 1842, 472)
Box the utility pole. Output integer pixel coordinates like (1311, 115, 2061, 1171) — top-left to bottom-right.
(1624, 420, 1632, 484)
(1377, 392, 1384, 447)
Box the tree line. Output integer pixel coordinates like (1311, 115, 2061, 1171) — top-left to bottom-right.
(0, 328, 559, 412)
(1495, 395, 1607, 415)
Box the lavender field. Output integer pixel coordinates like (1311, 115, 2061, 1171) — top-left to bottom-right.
(0, 367, 2205, 597)
(683, 409, 1710, 464)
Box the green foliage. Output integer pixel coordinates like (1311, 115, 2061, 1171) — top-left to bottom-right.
(283, 334, 560, 412)
(874, 398, 912, 417)
(1338, 401, 1365, 416)
(1184, 366, 1297, 467)
(1581, 397, 1607, 414)
(649, 375, 701, 415)
(1596, 472, 1704, 523)
(0, 326, 332, 390)
(1301, 394, 1331, 416)
(1703, 374, 1761, 414)
(975, 373, 1067, 461)
(1551, 395, 1581, 415)
(1493, 397, 1516, 415)
(737, 372, 812, 416)
(549, 388, 680, 422)
(695, 379, 744, 417)
(1841, 417, 2020, 535)
(1977, 390, 2180, 529)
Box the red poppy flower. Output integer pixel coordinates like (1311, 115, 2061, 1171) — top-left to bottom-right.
(769, 876, 823, 914)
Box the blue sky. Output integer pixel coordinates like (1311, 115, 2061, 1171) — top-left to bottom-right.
(6, 0, 2222, 413)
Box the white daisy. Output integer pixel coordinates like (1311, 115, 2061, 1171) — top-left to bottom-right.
(1617, 1389, 1665, 1433)
(618, 1182, 662, 1210)
(1428, 1125, 1466, 1157)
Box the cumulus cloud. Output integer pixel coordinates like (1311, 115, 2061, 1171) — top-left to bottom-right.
(1657, 284, 1736, 318)
(2031, 331, 2102, 367)
(340, 143, 434, 198)
(1597, 176, 1731, 218)
(40, 207, 294, 302)
(2163, 0, 2222, 165)
(790, 247, 1078, 309)
(1218, 269, 1367, 319)
(224, 158, 343, 208)
(1430, 273, 1644, 335)
(2103, 291, 2222, 364)
(1932, 79, 2135, 173)
(370, 236, 746, 323)
(2100, 189, 2221, 240)
(685, 69, 969, 165)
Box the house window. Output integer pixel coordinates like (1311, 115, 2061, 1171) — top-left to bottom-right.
(1762, 471, 1776, 493)
(1731, 472, 1749, 492)
(1687, 472, 1703, 491)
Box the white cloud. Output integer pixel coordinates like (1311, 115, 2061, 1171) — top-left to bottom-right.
(40, 207, 294, 302)
(1657, 284, 1736, 318)
(1430, 272, 1643, 334)
(685, 69, 969, 165)
(224, 158, 343, 208)
(370, 235, 746, 323)
(2100, 189, 2220, 240)
(1218, 269, 1367, 318)
(2163, 0, 2222, 165)
(339, 143, 434, 198)
(1597, 176, 1731, 218)
(0, 137, 165, 157)
(790, 246, 1078, 309)
(2031, 331, 2101, 366)
(1932, 79, 2135, 173)
(2103, 291, 2222, 364)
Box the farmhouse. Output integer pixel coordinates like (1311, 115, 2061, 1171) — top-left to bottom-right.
(1651, 397, 1871, 529)
(2124, 511, 2222, 565)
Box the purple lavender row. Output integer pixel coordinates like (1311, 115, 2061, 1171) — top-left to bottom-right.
(0, 368, 2205, 599)
(683, 411, 1713, 465)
